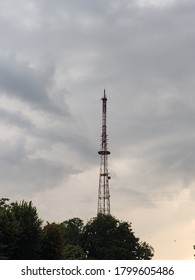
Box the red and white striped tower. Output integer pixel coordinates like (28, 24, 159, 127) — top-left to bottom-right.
(97, 89, 111, 215)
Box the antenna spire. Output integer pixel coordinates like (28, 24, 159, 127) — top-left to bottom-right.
(97, 89, 111, 215)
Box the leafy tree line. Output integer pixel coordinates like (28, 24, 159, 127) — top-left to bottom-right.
(0, 198, 154, 260)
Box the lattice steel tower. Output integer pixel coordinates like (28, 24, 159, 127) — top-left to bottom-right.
(97, 89, 111, 215)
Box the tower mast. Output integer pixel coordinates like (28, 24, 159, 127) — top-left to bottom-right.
(97, 89, 111, 215)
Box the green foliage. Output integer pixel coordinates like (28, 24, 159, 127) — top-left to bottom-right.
(0, 198, 155, 260)
(60, 218, 86, 259)
(82, 214, 154, 260)
(63, 244, 86, 260)
(0, 199, 42, 259)
(41, 222, 64, 260)
(0, 198, 19, 259)
(0, 198, 10, 210)
(10, 200, 43, 259)
(61, 218, 84, 246)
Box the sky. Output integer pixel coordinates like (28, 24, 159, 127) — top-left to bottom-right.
(0, 0, 195, 260)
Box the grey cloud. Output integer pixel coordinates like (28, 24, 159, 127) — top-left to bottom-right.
(111, 95, 195, 193)
(0, 54, 70, 116)
(75, 1, 195, 89)
(0, 139, 79, 196)
(0, 108, 34, 130)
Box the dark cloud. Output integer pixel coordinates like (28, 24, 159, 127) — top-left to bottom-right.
(1, 0, 195, 193)
(0, 54, 70, 115)
(0, 138, 80, 196)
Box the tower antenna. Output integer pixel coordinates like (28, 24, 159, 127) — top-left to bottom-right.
(97, 89, 111, 215)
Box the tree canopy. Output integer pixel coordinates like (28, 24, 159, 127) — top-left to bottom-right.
(82, 214, 154, 260)
(41, 222, 64, 260)
(0, 198, 154, 260)
(0, 199, 42, 259)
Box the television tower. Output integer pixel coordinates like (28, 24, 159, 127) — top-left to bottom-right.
(97, 89, 111, 215)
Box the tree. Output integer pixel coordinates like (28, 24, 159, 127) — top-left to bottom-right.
(1, 198, 154, 260)
(0, 198, 19, 259)
(41, 222, 64, 260)
(61, 218, 86, 259)
(82, 214, 154, 260)
(10, 200, 42, 259)
(63, 244, 86, 260)
(61, 218, 84, 246)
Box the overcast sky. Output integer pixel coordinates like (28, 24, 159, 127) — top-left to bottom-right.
(1, 0, 195, 259)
